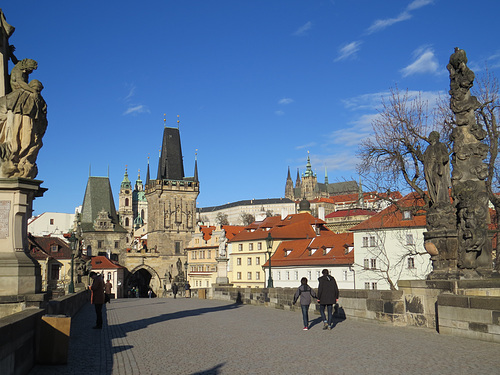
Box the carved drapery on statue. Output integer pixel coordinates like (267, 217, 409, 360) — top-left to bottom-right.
(0, 58, 47, 178)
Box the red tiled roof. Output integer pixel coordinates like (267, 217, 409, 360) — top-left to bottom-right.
(91, 256, 124, 269)
(325, 209, 377, 219)
(29, 235, 72, 260)
(349, 192, 426, 231)
(222, 225, 245, 240)
(264, 232, 354, 267)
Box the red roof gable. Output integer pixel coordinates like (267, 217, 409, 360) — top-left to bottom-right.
(91, 256, 124, 270)
(265, 232, 354, 267)
(29, 235, 72, 260)
(350, 192, 426, 231)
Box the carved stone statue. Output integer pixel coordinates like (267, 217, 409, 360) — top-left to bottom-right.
(0, 57, 47, 178)
(423, 131, 451, 207)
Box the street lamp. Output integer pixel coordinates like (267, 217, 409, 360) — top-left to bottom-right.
(68, 232, 76, 294)
(266, 232, 274, 288)
(184, 261, 189, 283)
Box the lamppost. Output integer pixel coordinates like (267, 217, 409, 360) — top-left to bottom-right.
(266, 232, 274, 288)
(184, 261, 189, 283)
(68, 232, 76, 294)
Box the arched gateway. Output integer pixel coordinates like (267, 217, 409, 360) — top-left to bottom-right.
(126, 265, 162, 298)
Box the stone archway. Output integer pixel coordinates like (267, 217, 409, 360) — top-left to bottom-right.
(126, 265, 161, 298)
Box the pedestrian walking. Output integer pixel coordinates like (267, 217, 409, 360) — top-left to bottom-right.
(148, 288, 152, 298)
(90, 272, 105, 329)
(185, 282, 191, 298)
(317, 269, 339, 330)
(104, 279, 112, 303)
(172, 283, 178, 299)
(293, 277, 317, 330)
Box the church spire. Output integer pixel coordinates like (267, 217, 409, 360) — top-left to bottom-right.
(146, 156, 150, 185)
(304, 151, 314, 177)
(121, 167, 131, 189)
(194, 150, 198, 182)
(324, 166, 329, 185)
(287, 166, 292, 181)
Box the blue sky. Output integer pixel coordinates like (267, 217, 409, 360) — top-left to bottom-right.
(3, 1, 500, 215)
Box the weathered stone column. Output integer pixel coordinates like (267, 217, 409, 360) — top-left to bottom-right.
(0, 178, 45, 295)
(215, 256, 229, 284)
(448, 48, 492, 272)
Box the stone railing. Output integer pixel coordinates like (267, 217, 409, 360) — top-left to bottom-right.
(210, 280, 500, 343)
(0, 290, 89, 375)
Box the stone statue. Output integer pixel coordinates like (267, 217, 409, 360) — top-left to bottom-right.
(0, 57, 47, 178)
(0, 9, 17, 96)
(423, 131, 451, 207)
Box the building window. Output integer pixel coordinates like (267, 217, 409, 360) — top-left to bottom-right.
(175, 242, 181, 254)
(369, 236, 376, 247)
(247, 257, 252, 265)
(125, 217, 129, 227)
(107, 272, 112, 280)
(237, 272, 241, 280)
(141, 209, 145, 219)
(364, 282, 370, 289)
(286, 271, 290, 280)
(258, 242, 262, 250)
(192, 252, 197, 260)
(200, 251, 205, 259)
(406, 234, 414, 245)
(125, 198, 129, 206)
(285, 250, 292, 257)
(363, 259, 370, 269)
(256, 257, 260, 265)
(362, 236, 368, 247)
(249, 243, 254, 251)
(343, 270, 348, 281)
(207, 250, 211, 259)
(294, 271, 299, 280)
(316, 271, 321, 279)
(238, 244, 243, 251)
(50, 244, 58, 252)
(50, 219, 54, 225)
(408, 257, 415, 269)
(277, 271, 281, 280)
(256, 271, 260, 280)
(97, 240, 103, 249)
(247, 272, 252, 280)
(50, 264, 60, 280)
(195, 238, 200, 244)
(115, 241, 119, 249)
(370, 259, 377, 269)
(237, 258, 241, 266)
(307, 271, 311, 280)
(402, 210, 412, 220)
(372, 282, 378, 290)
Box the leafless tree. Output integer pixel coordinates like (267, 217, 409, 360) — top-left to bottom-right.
(215, 213, 229, 226)
(240, 213, 255, 226)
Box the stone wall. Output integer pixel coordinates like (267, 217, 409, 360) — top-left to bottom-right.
(0, 290, 89, 375)
(437, 293, 500, 343)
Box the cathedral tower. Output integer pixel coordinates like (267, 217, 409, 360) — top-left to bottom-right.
(118, 168, 134, 236)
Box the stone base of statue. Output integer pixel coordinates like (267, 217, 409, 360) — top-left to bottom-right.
(425, 229, 460, 280)
(215, 256, 229, 284)
(0, 178, 46, 296)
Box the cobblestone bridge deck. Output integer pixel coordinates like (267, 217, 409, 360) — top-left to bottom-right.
(29, 297, 499, 375)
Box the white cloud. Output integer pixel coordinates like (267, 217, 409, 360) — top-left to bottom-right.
(407, 0, 434, 11)
(401, 47, 439, 77)
(293, 21, 312, 36)
(279, 98, 294, 105)
(123, 105, 150, 115)
(124, 85, 135, 101)
(334, 41, 362, 62)
(366, 11, 411, 34)
(275, 110, 285, 116)
(342, 91, 391, 111)
(295, 142, 316, 150)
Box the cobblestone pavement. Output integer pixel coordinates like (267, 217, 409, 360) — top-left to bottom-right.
(29, 297, 499, 375)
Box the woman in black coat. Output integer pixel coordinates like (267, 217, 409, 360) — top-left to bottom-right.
(317, 269, 339, 330)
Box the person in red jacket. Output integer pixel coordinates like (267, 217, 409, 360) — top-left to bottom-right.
(317, 269, 339, 330)
(90, 272, 105, 329)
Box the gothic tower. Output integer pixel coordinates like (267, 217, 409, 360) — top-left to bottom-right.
(145, 125, 199, 255)
(118, 168, 134, 237)
(285, 166, 294, 200)
(132, 170, 148, 228)
(301, 152, 318, 200)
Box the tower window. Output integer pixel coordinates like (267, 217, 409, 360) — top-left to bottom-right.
(125, 198, 129, 206)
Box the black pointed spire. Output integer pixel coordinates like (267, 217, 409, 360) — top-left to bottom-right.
(157, 127, 184, 180)
(287, 166, 292, 180)
(146, 157, 151, 185)
(194, 150, 199, 182)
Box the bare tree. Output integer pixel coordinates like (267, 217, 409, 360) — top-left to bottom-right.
(357, 87, 451, 209)
(240, 213, 255, 226)
(215, 213, 229, 226)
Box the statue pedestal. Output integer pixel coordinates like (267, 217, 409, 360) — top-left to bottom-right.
(424, 229, 460, 280)
(215, 256, 229, 284)
(0, 178, 46, 296)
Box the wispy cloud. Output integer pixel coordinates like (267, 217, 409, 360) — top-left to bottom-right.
(124, 85, 135, 101)
(366, 11, 411, 34)
(401, 47, 439, 77)
(366, 0, 433, 34)
(279, 98, 294, 105)
(342, 91, 391, 111)
(275, 110, 285, 116)
(295, 142, 316, 150)
(335, 41, 362, 62)
(293, 21, 312, 36)
(123, 105, 150, 116)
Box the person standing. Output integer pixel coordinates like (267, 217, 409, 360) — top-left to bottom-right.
(90, 272, 105, 329)
(172, 283, 178, 299)
(317, 269, 339, 330)
(104, 279, 112, 303)
(185, 282, 191, 298)
(293, 277, 317, 330)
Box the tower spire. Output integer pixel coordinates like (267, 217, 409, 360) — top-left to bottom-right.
(146, 156, 151, 185)
(194, 149, 198, 182)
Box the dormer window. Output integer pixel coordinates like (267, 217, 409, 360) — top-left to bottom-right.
(402, 210, 412, 220)
(323, 247, 332, 255)
(284, 249, 292, 257)
(310, 248, 317, 256)
(50, 244, 58, 252)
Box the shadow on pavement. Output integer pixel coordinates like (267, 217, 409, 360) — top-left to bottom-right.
(191, 362, 225, 375)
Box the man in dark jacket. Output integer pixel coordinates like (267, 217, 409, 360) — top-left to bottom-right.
(90, 272, 105, 329)
(317, 269, 339, 330)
